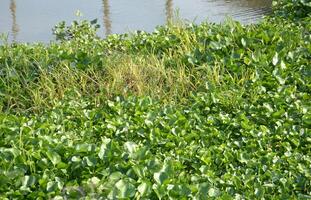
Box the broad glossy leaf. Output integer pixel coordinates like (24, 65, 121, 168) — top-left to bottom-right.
(154, 171, 169, 185)
(138, 181, 152, 196)
(46, 181, 57, 192)
(46, 150, 62, 166)
(98, 138, 112, 160)
(208, 187, 220, 197)
(115, 179, 136, 198)
(273, 53, 279, 66)
(22, 175, 36, 188)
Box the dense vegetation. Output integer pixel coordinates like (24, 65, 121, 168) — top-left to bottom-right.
(0, 0, 310, 199)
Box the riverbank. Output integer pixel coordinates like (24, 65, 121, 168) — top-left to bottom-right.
(0, 0, 310, 199)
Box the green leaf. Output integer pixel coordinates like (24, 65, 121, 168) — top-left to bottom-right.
(124, 141, 138, 157)
(46, 150, 61, 166)
(272, 53, 279, 66)
(109, 172, 124, 183)
(76, 143, 94, 153)
(208, 187, 220, 197)
(303, 114, 311, 126)
(239, 152, 250, 163)
(46, 181, 57, 192)
(115, 179, 136, 198)
(55, 177, 64, 190)
(280, 60, 287, 69)
(132, 165, 145, 178)
(244, 57, 252, 65)
(138, 181, 152, 196)
(152, 184, 167, 199)
(22, 175, 36, 188)
(88, 177, 101, 187)
(210, 41, 223, 50)
(154, 171, 169, 185)
(241, 38, 247, 47)
(98, 138, 112, 160)
(56, 162, 68, 169)
(71, 156, 81, 162)
(84, 156, 97, 167)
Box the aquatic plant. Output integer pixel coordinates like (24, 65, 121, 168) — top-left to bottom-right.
(273, 0, 311, 19)
(0, 0, 310, 199)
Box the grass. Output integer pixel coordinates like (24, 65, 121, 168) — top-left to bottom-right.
(0, 19, 280, 113)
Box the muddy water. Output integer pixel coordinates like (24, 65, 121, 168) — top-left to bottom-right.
(0, 0, 271, 43)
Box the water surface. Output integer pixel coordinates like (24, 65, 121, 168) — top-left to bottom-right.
(0, 0, 272, 43)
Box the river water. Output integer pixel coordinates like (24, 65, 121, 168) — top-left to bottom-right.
(0, 0, 272, 43)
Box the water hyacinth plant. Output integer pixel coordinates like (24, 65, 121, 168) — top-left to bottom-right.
(0, 0, 310, 199)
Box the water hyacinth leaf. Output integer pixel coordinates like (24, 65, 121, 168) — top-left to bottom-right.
(244, 57, 252, 65)
(88, 177, 101, 187)
(98, 138, 112, 160)
(55, 177, 64, 190)
(71, 156, 81, 162)
(280, 60, 287, 69)
(0, 175, 9, 186)
(84, 156, 97, 167)
(75, 144, 94, 153)
(132, 165, 145, 178)
(272, 109, 285, 118)
(239, 152, 250, 163)
(145, 118, 153, 126)
(124, 141, 138, 157)
(138, 181, 152, 196)
(46, 181, 57, 192)
(302, 114, 311, 126)
(46, 150, 62, 166)
(0, 2, 311, 198)
(152, 184, 167, 199)
(109, 172, 124, 182)
(22, 175, 36, 188)
(241, 38, 247, 47)
(56, 162, 68, 169)
(273, 53, 279, 66)
(208, 187, 220, 197)
(115, 179, 136, 198)
(197, 182, 209, 197)
(255, 187, 264, 197)
(134, 146, 149, 160)
(154, 171, 169, 185)
(167, 184, 192, 197)
(210, 41, 223, 50)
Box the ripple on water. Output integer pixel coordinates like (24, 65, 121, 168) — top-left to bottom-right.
(0, 0, 272, 42)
